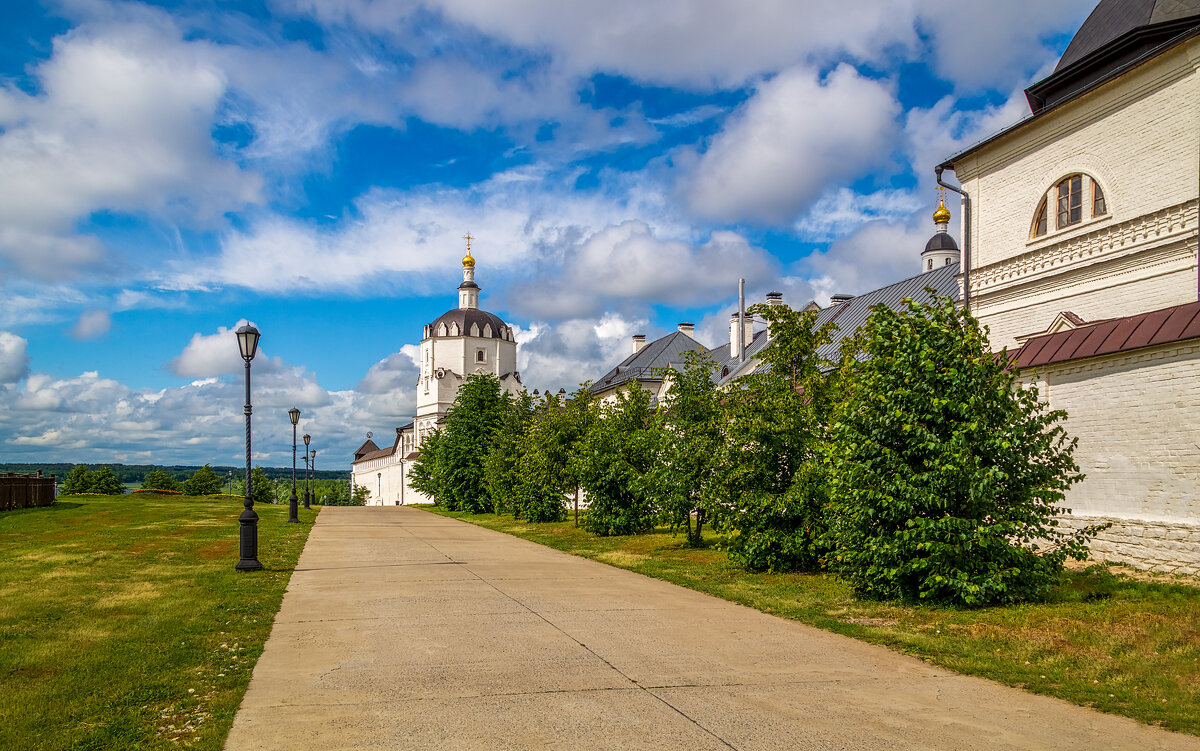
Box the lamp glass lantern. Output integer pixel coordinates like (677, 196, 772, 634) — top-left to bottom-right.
(236, 324, 260, 362)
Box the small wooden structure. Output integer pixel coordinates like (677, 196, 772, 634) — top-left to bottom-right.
(0, 471, 56, 511)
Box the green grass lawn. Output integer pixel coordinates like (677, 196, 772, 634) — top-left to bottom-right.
(429, 508, 1200, 736)
(0, 494, 317, 750)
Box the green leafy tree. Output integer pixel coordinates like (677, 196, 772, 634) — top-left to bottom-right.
(89, 467, 125, 495)
(241, 466, 275, 505)
(140, 470, 181, 492)
(827, 293, 1090, 606)
(644, 353, 722, 547)
(511, 386, 598, 523)
(482, 390, 536, 515)
(60, 465, 93, 495)
(574, 384, 657, 536)
(350, 484, 371, 506)
(409, 428, 447, 504)
(410, 373, 511, 512)
(183, 464, 224, 495)
(714, 303, 838, 571)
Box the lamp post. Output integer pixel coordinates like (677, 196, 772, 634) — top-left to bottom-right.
(310, 450, 317, 505)
(287, 407, 301, 523)
(235, 324, 263, 572)
(227, 470, 232, 495)
(303, 433, 311, 509)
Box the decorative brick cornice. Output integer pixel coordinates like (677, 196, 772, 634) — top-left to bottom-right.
(973, 200, 1198, 293)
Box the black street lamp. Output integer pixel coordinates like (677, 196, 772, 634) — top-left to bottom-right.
(235, 324, 263, 572)
(303, 433, 311, 509)
(287, 407, 301, 523)
(310, 449, 318, 505)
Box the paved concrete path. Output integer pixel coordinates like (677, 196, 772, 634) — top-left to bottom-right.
(225, 506, 1199, 750)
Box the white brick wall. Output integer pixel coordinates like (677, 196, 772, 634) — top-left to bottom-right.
(1027, 341, 1200, 571)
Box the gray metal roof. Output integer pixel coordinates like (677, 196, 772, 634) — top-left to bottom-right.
(590, 330, 709, 393)
(713, 263, 961, 384)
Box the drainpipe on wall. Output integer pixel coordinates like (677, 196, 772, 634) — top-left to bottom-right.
(936, 166, 971, 312)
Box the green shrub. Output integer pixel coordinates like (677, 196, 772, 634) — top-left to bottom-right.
(827, 293, 1090, 606)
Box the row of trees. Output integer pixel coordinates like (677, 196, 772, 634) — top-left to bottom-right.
(413, 293, 1096, 606)
(65, 464, 364, 506)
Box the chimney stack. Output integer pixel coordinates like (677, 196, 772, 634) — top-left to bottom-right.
(765, 291, 783, 306)
(632, 334, 646, 354)
(677, 322, 695, 337)
(738, 278, 747, 363)
(829, 294, 853, 307)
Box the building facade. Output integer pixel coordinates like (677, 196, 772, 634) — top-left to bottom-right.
(941, 0, 1200, 572)
(350, 242, 523, 505)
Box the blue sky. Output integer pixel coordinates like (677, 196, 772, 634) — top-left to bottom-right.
(0, 0, 1097, 469)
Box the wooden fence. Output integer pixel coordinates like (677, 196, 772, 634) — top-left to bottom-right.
(0, 471, 56, 511)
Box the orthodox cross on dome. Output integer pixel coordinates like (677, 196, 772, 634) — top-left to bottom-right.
(461, 232, 475, 268)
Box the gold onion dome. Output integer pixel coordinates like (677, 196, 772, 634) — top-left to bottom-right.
(462, 250, 475, 268)
(933, 198, 951, 224)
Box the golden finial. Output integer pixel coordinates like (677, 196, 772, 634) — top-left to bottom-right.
(933, 188, 951, 225)
(461, 232, 475, 268)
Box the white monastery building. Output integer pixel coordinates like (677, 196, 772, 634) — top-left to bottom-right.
(350, 238, 522, 505)
(940, 0, 1200, 573)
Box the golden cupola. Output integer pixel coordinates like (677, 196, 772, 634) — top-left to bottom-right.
(932, 197, 951, 225)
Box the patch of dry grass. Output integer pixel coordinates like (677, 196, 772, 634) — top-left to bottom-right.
(0, 494, 316, 750)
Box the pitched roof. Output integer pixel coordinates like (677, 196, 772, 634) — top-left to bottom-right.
(1057, 0, 1200, 71)
(590, 330, 709, 393)
(352, 439, 379, 461)
(813, 262, 962, 365)
(713, 263, 962, 386)
(1013, 300, 1200, 369)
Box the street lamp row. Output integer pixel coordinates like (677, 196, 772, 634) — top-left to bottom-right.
(235, 324, 319, 572)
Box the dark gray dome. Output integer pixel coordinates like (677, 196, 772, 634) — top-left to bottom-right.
(1057, 0, 1200, 71)
(924, 233, 959, 253)
(428, 308, 510, 339)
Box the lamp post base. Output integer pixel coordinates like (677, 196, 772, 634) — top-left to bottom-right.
(236, 508, 263, 571)
(288, 491, 300, 523)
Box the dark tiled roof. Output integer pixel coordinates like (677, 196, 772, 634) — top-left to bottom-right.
(352, 439, 379, 461)
(1014, 300, 1200, 369)
(590, 330, 709, 393)
(1056, 0, 1200, 71)
(428, 308, 510, 339)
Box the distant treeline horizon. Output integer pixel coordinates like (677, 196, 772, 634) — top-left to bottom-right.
(0, 463, 348, 484)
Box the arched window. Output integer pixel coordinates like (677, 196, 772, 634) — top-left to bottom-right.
(470, 323, 480, 337)
(476, 349, 485, 363)
(1031, 197, 1048, 238)
(1032, 174, 1108, 239)
(483, 324, 493, 338)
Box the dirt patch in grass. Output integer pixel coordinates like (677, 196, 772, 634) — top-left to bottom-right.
(196, 540, 236, 560)
(595, 551, 651, 567)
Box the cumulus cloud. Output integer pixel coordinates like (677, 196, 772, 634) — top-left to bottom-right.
(169, 320, 278, 378)
(0, 332, 30, 384)
(356, 346, 420, 395)
(686, 65, 900, 224)
(917, 1, 1095, 92)
(505, 221, 779, 320)
(69, 309, 112, 340)
(515, 314, 650, 392)
(0, 16, 263, 280)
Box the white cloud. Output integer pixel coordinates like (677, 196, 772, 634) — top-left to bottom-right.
(515, 313, 649, 392)
(0, 16, 263, 280)
(794, 188, 924, 242)
(69, 309, 112, 340)
(917, 1, 1095, 92)
(686, 65, 900, 224)
(169, 320, 275, 378)
(505, 220, 778, 320)
(0, 332, 30, 384)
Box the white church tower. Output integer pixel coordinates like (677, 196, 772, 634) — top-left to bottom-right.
(413, 234, 522, 446)
(351, 235, 522, 505)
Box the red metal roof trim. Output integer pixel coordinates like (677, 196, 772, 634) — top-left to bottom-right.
(1013, 300, 1200, 369)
